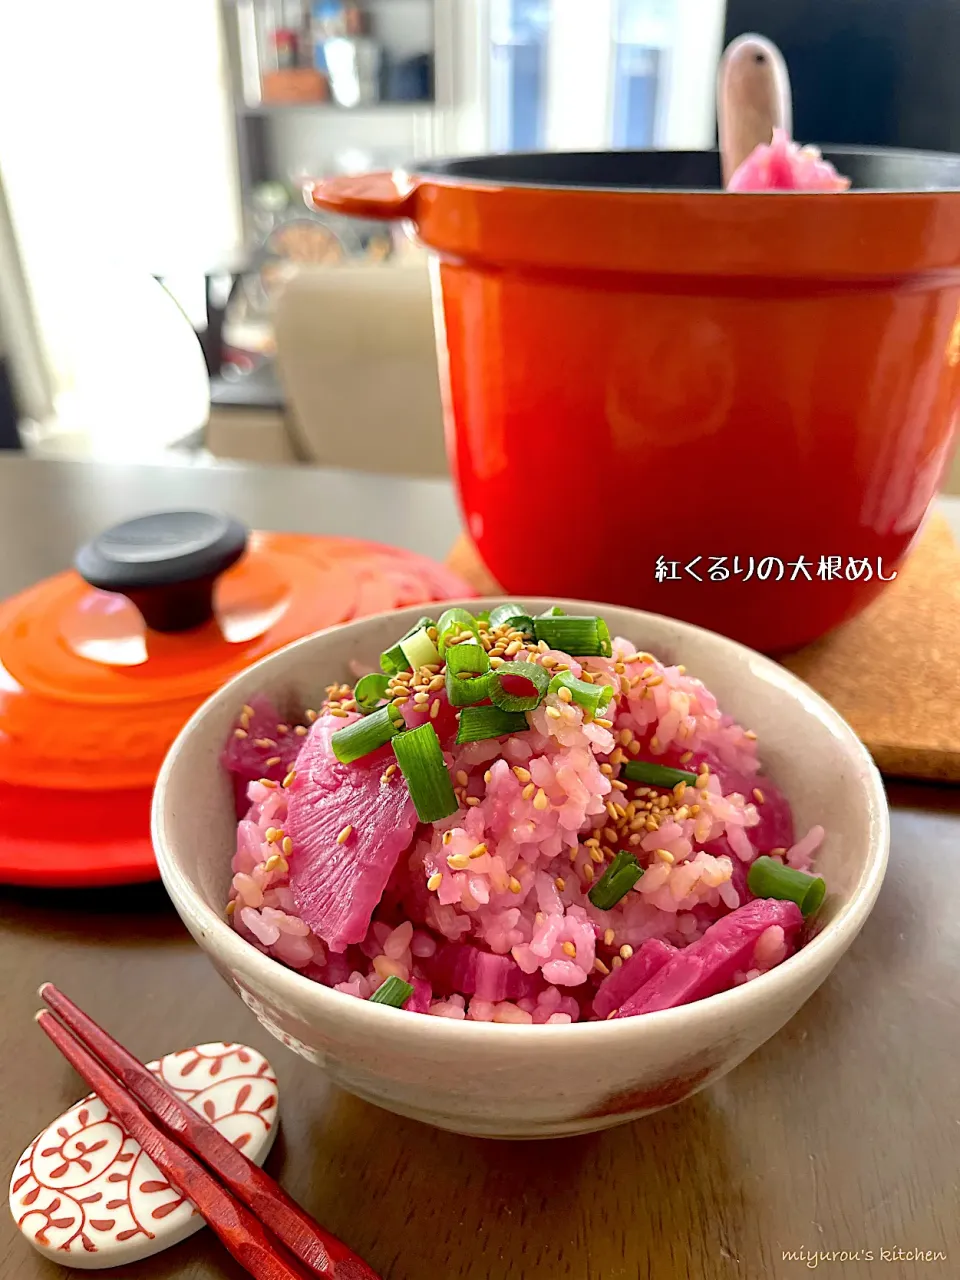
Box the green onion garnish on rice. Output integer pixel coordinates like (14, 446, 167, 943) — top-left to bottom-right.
(533, 615, 607, 656)
(392, 723, 458, 822)
(445, 643, 491, 707)
(400, 626, 441, 671)
(380, 616, 435, 675)
(436, 607, 480, 655)
(596, 617, 613, 657)
(487, 660, 549, 712)
(331, 704, 403, 763)
(588, 850, 644, 910)
(622, 760, 698, 788)
(747, 855, 826, 918)
(456, 705, 529, 744)
(488, 602, 535, 635)
(368, 975, 414, 1008)
(549, 670, 614, 715)
(537, 606, 565, 617)
(354, 672, 390, 713)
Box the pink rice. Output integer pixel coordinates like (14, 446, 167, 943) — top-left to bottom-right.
(226, 637, 824, 1022)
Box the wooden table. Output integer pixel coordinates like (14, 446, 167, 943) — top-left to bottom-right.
(1, 458, 957, 1280)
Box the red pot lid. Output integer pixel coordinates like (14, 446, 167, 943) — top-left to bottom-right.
(0, 511, 473, 887)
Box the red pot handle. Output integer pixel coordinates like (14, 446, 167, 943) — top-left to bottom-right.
(305, 170, 419, 222)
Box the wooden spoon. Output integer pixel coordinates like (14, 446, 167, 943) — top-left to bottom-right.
(717, 34, 793, 186)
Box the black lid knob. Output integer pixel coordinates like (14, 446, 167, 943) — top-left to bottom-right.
(75, 511, 249, 633)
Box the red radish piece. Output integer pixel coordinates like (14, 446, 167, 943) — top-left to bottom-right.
(592, 938, 676, 1020)
(615, 898, 803, 1018)
(422, 943, 543, 1002)
(221, 695, 302, 817)
(286, 716, 418, 952)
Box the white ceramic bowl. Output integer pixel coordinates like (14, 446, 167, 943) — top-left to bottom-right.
(153, 599, 889, 1139)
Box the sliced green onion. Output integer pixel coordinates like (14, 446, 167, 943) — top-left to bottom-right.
(354, 672, 390, 713)
(392, 723, 458, 823)
(380, 616, 434, 675)
(331, 704, 402, 764)
(537, 606, 565, 617)
(400, 626, 441, 671)
(474, 610, 490, 623)
(588, 850, 644, 910)
(549, 670, 614, 715)
(488, 603, 535, 636)
(369, 974, 414, 1008)
(456, 705, 529, 744)
(596, 617, 613, 658)
(533, 615, 607, 656)
(622, 760, 698, 788)
(487, 660, 549, 712)
(436, 607, 480, 655)
(445, 643, 491, 707)
(747, 855, 826, 918)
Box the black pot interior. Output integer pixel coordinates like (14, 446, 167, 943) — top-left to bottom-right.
(417, 148, 960, 193)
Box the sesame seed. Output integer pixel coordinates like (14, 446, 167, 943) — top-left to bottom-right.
(589, 846, 604, 864)
(305, 709, 318, 723)
(562, 941, 577, 958)
(489, 655, 505, 667)
(584, 837, 600, 847)
(555, 877, 566, 891)
(622, 654, 643, 665)
(329, 708, 348, 718)
(646, 675, 664, 688)
(264, 854, 282, 872)
(225, 900, 236, 916)
(605, 801, 618, 820)
(336, 824, 353, 845)
(695, 774, 710, 790)
(257, 778, 278, 789)
(282, 836, 293, 856)
(234, 728, 248, 739)
(583, 863, 595, 883)
(265, 827, 280, 843)
(594, 958, 610, 976)
(609, 748, 625, 766)
(533, 789, 549, 811)
(430, 699, 441, 719)
(294, 725, 308, 736)
(628, 740, 641, 755)
(604, 826, 618, 843)
(628, 833, 643, 846)
(413, 691, 430, 705)
(600, 764, 614, 776)
(466, 796, 481, 806)
(540, 655, 558, 668)
(427, 872, 443, 891)
(680, 751, 693, 763)
(557, 686, 573, 703)
(456, 770, 469, 787)
(611, 955, 623, 969)
(545, 706, 562, 720)
(470, 843, 488, 859)
(254, 738, 276, 749)
(265, 755, 282, 767)
(655, 848, 675, 864)
(484, 770, 493, 784)
(522, 783, 535, 800)
(620, 944, 634, 960)
(753, 788, 765, 805)
(595, 718, 613, 729)
(242, 704, 255, 717)
(611, 779, 628, 792)
(442, 830, 454, 845)
(384, 763, 398, 780)
(393, 694, 410, 706)
(446, 852, 471, 870)
(745, 730, 757, 740)
(614, 662, 625, 675)
(619, 728, 634, 746)
(603, 928, 616, 946)
(508, 876, 523, 894)
(770, 847, 787, 856)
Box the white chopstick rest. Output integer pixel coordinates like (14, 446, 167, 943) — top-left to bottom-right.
(9, 1041, 278, 1270)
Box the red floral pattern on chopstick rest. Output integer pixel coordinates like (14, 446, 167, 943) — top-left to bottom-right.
(8, 1042, 278, 1269)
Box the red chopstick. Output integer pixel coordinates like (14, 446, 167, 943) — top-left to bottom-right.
(36, 1010, 315, 1279)
(37, 985, 380, 1280)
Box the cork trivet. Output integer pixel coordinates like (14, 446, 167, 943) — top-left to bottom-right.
(446, 514, 960, 783)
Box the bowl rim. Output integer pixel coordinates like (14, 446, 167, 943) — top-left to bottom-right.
(153, 596, 890, 1043)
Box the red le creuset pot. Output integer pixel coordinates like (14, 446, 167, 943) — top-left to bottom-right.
(309, 148, 960, 652)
